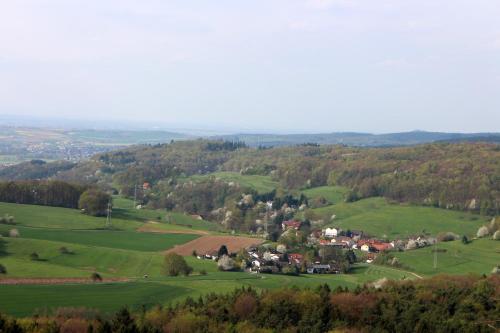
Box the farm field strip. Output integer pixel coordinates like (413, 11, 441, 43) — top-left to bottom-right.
(0, 224, 200, 252)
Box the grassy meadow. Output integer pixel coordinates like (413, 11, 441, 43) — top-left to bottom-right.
(301, 185, 348, 204)
(0, 192, 496, 318)
(307, 197, 487, 239)
(394, 238, 499, 276)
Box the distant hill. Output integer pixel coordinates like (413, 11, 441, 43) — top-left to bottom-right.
(213, 131, 500, 147)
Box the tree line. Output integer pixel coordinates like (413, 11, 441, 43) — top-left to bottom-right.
(0, 180, 110, 216)
(0, 180, 86, 209)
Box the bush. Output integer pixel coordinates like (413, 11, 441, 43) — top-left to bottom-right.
(437, 232, 459, 242)
(163, 253, 193, 276)
(199, 269, 207, 275)
(9, 229, 19, 238)
(91, 272, 102, 282)
(281, 265, 299, 276)
(59, 246, 72, 254)
(78, 189, 111, 217)
(217, 255, 235, 271)
(0, 214, 15, 225)
(0, 264, 6, 274)
(30, 252, 39, 261)
(477, 226, 490, 238)
(493, 230, 500, 240)
(218, 245, 229, 257)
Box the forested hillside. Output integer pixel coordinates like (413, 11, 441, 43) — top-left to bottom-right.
(3, 140, 498, 216)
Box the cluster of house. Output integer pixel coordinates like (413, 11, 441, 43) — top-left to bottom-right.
(193, 220, 438, 275)
(282, 220, 436, 262)
(246, 247, 343, 274)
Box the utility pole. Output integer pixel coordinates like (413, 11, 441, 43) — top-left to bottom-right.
(133, 184, 137, 209)
(106, 201, 112, 228)
(433, 241, 438, 270)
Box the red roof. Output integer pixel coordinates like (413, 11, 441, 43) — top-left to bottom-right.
(289, 253, 303, 260)
(371, 242, 392, 252)
(282, 220, 302, 229)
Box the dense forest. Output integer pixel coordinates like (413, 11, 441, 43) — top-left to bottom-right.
(2, 140, 499, 215)
(0, 275, 497, 332)
(0, 180, 86, 209)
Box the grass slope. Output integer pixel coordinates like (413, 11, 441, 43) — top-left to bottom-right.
(0, 261, 410, 317)
(301, 186, 348, 204)
(0, 202, 141, 231)
(113, 196, 218, 232)
(394, 238, 499, 276)
(310, 197, 487, 238)
(0, 238, 163, 278)
(0, 225, 198, 252)
(0, 282, 188, 317)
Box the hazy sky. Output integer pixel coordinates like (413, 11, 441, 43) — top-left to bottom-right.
(1, 0, 499, 133)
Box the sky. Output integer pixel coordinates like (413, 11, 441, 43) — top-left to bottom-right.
(0, 0, 499, 133)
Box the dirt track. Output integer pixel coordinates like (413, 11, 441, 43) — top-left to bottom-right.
(165, 235, 263, 256)
(0, 278, 129, 285)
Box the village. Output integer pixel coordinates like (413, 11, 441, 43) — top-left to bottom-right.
(195, 218, 438, 275)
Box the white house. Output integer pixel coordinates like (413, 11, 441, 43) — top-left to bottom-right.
(324, 227, 339, 238)
(360, 244, 371, 252)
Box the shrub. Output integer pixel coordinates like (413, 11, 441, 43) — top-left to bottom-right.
(477, 226, 490, 238)
(437, 232, 459, 242)
(199, 269, 207, 275)
(192, 250, 198, 257)
(162, 253, 192, 276)
(461, 235, 470, 244)
(217, 255, 235, 271)
(493, 230, 500, 240)
(276, 244, 287, 254)
(0, 214, 15, 225)
(78, 189, 111, 217)
(0, 264, 6, 274)
(30, 252, 39, 261)
(59, 246, 72, 254)
(91, 272, 102, 282)
(9, 229, 19, 238)
(405, 239, 417, 250)
(218, 245, 229, 257)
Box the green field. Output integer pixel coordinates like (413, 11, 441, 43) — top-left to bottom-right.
(0, 202, 141, 230)
(0, 261, 410, 317)
(301, 186, 348, 204)
(308, 197, 487, 239)
(0, 225, 198, 252)
(394, 238, 499, 276)
(187, 171, 279, 193)
(0, 196, 496, 318)
(112, 196, 218, 232)
(0, 200, 416, 317)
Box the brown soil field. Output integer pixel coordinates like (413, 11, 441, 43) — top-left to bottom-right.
(165, 235, 264, 256)
(0, 278, 129, 285)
